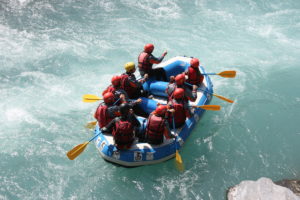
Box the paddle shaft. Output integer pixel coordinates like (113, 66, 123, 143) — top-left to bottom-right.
(173, 115, 184, 171)
(172, 116, 178, 150)
(202, 71, 236, 78)
(114, 97, 121, 105)
(89, 132, 101, 143)
(184, 82, 212, 95)
(202, 73, 217, 75)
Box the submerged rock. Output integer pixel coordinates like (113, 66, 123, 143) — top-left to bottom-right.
(227, 177, 300, 200)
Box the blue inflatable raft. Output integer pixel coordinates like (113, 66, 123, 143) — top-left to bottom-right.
(93, 56, 213, 167)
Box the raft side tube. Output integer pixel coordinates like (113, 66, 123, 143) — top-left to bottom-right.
(138, 97, 158, 114)
(163, 60, 188, 80)
(149, 81, 168, 97)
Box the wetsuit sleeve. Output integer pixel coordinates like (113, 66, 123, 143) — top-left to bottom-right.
(107, 106, 120, 118)
(129, 114, 141, 127)
(183, 101, 192, 118)
(115, 89, 129, 103)
(148, 54, 165, 64)
(105, 118, 116, 130)
(128, 74, 141, 88)
(164, 120, 174, 139)
(184, 86, 197, 102)
(127, 99, 141, 107)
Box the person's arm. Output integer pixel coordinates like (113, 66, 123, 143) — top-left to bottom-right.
(148, 51, 167, 64)
(101, 118, 116, 133)
(115, 89, 129, 103)
(191, 85, 198, 101)
(164, 120, 175, 139)
(129, 112, 141, 127)
(128, 98, 142, 107)
(184, 86, 197, 102)
(128, 74, 141, 88)
(107, 106, 120, 118)
(183, 101, 192, 118)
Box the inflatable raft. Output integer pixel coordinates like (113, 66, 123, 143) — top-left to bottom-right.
(93, 56, 213, 167)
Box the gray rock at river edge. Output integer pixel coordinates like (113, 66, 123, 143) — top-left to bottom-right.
(227, 177, 300, 200)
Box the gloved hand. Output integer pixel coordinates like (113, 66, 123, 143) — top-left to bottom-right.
(162, 50, 167, 57)
(101, 127, 108, 133)
(168, 108, 175, 113)
(120, 94, 126, 101)
(136, 98, 142, 104)
(192, 85, 198, 92)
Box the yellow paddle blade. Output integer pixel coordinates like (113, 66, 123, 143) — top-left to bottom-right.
(175, 150, 184, 172)
(194, 105, 221, 111)
(213, 93, 234, 103)
(66, 141, 89, 160)
(82, 94, 102, 103)
(85, 121, 97, 129)
(217, 70, 236, 78)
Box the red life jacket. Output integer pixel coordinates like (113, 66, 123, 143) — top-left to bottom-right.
(169, 100, 186, 126)
(102, 85, 116, 96)
(120, 73, 136, 98)
(145, 114, 165, 142)
(186, 67, 204, 85)
(138, 52, 152, 73)
(112, 119, 134, 149)
(95, 104, 114, 128)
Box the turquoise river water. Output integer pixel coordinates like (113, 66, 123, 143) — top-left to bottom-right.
(1, 0, 300, 199)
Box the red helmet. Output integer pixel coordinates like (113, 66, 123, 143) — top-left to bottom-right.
(190, 58, 200, 68)
(155, 105, 167, 116)
(144, 43, 154, 53)
(111, 75, 121, 86)
(173, 88, 184, 99)
(175, 74, 186, 85)
(103, 92, 114, 104)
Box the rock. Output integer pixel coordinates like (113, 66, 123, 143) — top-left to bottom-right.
(227, 177, 300, 200)
(275, 179, 300, 197)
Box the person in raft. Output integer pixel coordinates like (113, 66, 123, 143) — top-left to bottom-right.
(120, 62, 147, 99)
(167, 88, 192, 129)
(185, 58, 204, 87)
(102, 75, 128, 105)
(165, 73, 198, 102)
(145, 105, 175, 145)
(94, 92, 121, 129)
(102, 103, 140, 150)
(138, 43, 168, 81)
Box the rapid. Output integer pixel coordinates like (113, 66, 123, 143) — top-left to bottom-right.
(1, 0, 300, 199)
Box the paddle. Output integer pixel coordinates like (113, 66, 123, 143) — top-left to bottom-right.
(202, 70, 236, 78)
(173, 116, 184, 172)
(82, 94, 102, 103)
(85, 121, 97, 129)
(191, 105, 221, 111)
(67, 133, 101, 160)
(184, 82, 234, 103)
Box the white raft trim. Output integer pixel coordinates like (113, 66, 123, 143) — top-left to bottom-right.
(98, 151, 176, 167)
